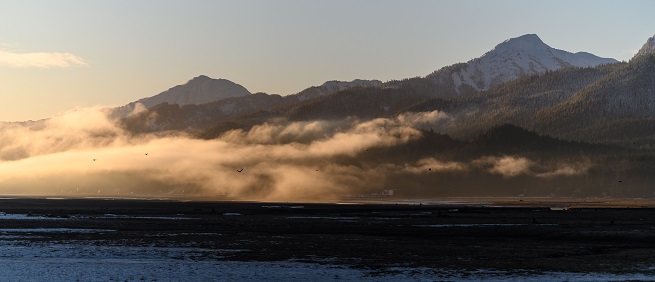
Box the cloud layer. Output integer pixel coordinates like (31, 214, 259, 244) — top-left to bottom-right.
(0, 109, 426, 201)
(0, 109, 592, 201)
(0, 48, 87, 68)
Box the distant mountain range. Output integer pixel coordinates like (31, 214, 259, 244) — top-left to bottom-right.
(123, 76, 382, 111)
(117, 77, 384, 133)
(114, 33, 655, 149)
(122, 34, 615, 111)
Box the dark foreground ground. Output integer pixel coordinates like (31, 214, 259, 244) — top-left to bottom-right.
(1, 197, 655, 275)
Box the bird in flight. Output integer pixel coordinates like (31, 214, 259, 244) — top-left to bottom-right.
(237, 169, 244, 173)
(145, 153, 148, 156)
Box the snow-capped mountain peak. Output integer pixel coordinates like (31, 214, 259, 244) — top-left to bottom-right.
(427, 34, 618, 93)
(495, 34, 547, 53)
(635, 34, 655, 57)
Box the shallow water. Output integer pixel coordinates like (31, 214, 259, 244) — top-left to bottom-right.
(0, 229, 651, 282)
(0, 203, 654, 281)
(0, 240, 652, 282)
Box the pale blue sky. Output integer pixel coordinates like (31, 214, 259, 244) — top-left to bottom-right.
(0, 0, 653, 121)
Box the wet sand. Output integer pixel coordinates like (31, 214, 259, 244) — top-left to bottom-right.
(1, 197, 655, 276)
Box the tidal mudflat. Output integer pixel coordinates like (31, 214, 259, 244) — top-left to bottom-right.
(0, 198, 654, 281)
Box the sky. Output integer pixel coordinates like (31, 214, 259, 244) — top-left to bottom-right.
(0, 0, 654, 122)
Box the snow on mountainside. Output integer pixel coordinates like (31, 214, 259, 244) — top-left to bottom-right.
(427, 34, 618, 93)
(295, 79, 382, 101)
(136, 75, 251, 108)
(635, 34, 655, 57)
(414, 33, 655, 144)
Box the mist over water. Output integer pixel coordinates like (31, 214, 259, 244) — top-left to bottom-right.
(0, 108, 594, 201)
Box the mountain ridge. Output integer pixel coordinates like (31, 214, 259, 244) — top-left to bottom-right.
(135, 75, 252, 108)
(295, 79, 382, 101)
(636, 34, 655, 57)
(114, 33, 655, 148)
(426, 34, 617, 93)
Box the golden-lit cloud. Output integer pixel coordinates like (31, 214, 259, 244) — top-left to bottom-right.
(0, 108, 424, 201)
(0, 48, 87, 68)
(473, 156, 590, 178)
(402, 158, 467, 174)
(0, 109, 592, 201)
(476, 156, 532, 178)
(396, 111, 451, 128)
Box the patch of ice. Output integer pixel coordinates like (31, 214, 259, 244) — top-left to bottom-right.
(0, 228, 115, 233)
(286, 216, 360, 220)
(286, 216, 360, 222)
(0, 214, 69, 220)
(97, 214, 195, 220)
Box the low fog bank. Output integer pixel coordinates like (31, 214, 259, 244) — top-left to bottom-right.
(0, 108, 652, 201)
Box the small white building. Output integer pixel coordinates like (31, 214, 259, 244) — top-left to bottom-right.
(381, 189, 394, 196)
